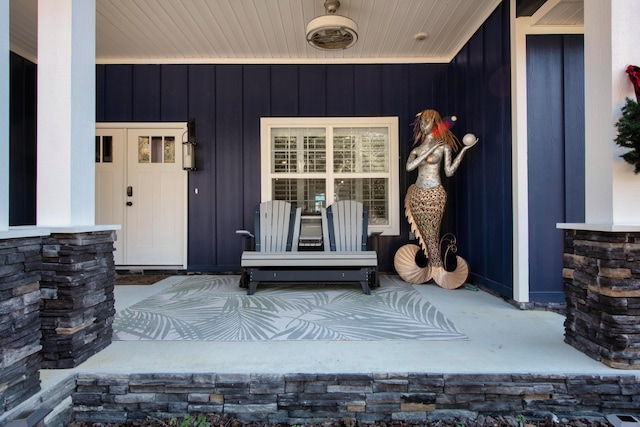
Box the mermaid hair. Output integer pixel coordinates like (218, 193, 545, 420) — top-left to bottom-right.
(413, 109, 461, 152)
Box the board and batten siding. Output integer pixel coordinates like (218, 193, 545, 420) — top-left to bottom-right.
(526, 34, 585, 303)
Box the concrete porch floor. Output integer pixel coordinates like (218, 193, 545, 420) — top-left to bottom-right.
(39, 274, 638, 384)
(4, 274, 639, 425)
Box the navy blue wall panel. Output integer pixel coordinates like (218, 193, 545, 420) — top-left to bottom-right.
(103, 65, 133, 121)
(481, 5, 512, 295)
(161, 65, 189, 121)
(451, 45, 482, 288)
(132, 65, 160, 121)
(407, 64, 450, 114)
(327, 65, 355, 116)
(96, 65, 106, 121)
(271, 65, 299, 116)
(526, 34, 584, 303)
(563, 35, 585, 223)
(299, 65, 327, 116)
(450, 2, 513, 298)
(354, 65, 382, 116)
(187, 65, 216, 267)
(379, 64, 411, 268)
(527, 35, 564, 303)
(9, 53, 37, 226)
(241, 65, 271, 239)
(215, 65, 245, 267)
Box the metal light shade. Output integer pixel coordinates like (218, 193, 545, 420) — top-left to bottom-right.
(183, 120, 196, 171)
(182, 141, 195, 171)
(306, 14, 358, 50)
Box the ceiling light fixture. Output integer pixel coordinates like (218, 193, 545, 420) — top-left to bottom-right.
(306, 0, 358, 50)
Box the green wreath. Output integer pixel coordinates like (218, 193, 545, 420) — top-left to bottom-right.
(615, 97, 640, 174)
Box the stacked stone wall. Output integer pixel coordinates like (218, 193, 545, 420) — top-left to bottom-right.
(71, 373, 640, 424)
(0, 237, 42, 414)
(39, 231, 116, 369)
(563, 230, 640, 369)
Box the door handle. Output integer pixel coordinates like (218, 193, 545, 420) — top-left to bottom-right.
(127, 186, 133, 197)
(126, 201, 133, 206)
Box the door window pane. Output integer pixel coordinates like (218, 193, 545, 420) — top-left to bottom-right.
(103, 136, 113, 163)
(151, 136, 163, 163)
(164, 137, 175, 163)
(138, 136, 150, 163)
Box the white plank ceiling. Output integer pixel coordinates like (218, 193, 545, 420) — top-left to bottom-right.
(9, 0, 583, 64)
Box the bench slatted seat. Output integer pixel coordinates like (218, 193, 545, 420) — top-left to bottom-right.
(236, 200, 301, 294)
(321, 200, 379, 294)
(238, 200, 379, 295)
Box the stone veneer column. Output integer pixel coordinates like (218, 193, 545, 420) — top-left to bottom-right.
(0, 236, 43, 414)
(39, 230, 116, 369)
(563, 229, 640, 369)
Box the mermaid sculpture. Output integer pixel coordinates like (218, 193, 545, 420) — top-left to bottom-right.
(394, 109, 477, 289)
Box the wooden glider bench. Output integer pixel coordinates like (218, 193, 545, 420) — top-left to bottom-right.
(237, 200, 379, 295)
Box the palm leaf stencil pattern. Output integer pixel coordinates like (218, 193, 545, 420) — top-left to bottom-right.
(113, 275, 468, 341)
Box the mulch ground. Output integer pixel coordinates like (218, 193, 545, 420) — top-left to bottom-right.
(67, 413, 613, 427)
(114, 274, 171, 285)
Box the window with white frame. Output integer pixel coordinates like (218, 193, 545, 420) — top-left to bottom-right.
(260, 117, 399, 235)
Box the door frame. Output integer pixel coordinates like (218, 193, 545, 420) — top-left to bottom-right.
(96, 122, 189, 270)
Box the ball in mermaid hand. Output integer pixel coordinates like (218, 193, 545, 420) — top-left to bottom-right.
(462, 133, 477, 146)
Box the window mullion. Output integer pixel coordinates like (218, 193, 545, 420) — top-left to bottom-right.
(326, 125, 335, 204)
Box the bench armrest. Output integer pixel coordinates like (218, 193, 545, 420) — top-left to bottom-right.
(367, 231, 382, 252)
(236, 229, 255, 251)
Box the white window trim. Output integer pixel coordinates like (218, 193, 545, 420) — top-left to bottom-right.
(260, 116, 400, 236)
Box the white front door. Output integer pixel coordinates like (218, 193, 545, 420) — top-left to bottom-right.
(96, 124, 188, 268)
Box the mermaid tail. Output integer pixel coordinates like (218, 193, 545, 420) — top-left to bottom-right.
(397, 184, 469, 288)
(404, 184, 446, 267)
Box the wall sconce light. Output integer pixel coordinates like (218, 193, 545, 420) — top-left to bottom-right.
(183, 119, 196, 171)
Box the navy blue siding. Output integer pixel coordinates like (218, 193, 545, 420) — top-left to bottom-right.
(562, 36, 585, 223)
(242, 65, 271, 234)
(9, 52, 37, 226)
(132, 65, 160, 121)
(299, 65, 326, 116)
(161, 65, 189, 121)
(526, 34, 585, 303)
(187, 65, 216, 267)
(450, 2, 513, 298)
(215, 65, 245, 266)
(102, 65, 133, 121)
(271, 65, 298, 116)
(327, 65, 355, 116)
(354, 65, 382, 115)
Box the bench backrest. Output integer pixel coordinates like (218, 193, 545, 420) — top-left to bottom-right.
(254, 200, 301, 252)
(321, 200, 368, 252)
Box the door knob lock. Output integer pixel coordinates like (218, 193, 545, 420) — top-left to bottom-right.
(126, 201, 133, 206)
